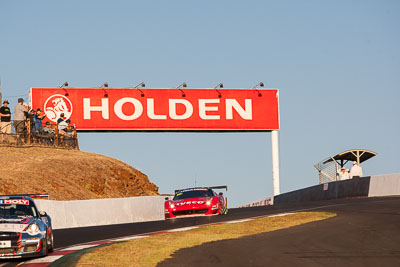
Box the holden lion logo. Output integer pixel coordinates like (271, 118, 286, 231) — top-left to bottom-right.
(44, 94, 73, 122)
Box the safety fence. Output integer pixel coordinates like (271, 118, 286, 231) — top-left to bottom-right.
(314, 157, 338, 184)
(0, 120, 79, 149)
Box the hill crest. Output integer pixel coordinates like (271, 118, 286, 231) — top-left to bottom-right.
(0, 147, 159, 200)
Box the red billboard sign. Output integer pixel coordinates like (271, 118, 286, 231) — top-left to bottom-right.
(30, 88, 280, 131)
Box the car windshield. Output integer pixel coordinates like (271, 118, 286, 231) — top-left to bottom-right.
(173, 189, 214, 200)
(0, 201, 36, 218)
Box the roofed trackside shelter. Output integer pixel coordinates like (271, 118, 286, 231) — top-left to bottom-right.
(324, 149, 377, 167)
(314, 149, 377, 184)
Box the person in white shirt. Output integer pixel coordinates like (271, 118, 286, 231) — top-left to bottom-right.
(339, 167, 350, 180)
(350, 161, 363, 178)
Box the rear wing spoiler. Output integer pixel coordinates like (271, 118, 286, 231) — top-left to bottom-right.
(0, 193, 49, 199)
(174, 186, 228, 194)
(209, 185, 228, 191)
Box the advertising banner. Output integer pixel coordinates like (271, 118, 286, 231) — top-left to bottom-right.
(30, 88, 279, 131)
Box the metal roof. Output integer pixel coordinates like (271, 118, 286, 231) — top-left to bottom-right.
(323, 149, 377, 165)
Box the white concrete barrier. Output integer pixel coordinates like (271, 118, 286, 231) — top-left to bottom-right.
(35, 196, 165, 229)
(368, 173, 400, 197)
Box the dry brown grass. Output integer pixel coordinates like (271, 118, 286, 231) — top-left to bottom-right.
(0, 147, 158, 200)
(73, 212, 335, 267)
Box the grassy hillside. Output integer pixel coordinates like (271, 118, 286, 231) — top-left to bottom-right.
(0, 147, 159, 200)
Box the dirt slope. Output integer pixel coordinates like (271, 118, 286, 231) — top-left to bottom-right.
(0, 147, 158, 200)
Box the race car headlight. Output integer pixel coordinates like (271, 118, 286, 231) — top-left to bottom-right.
(170, 203, 175, 208)
(27, 224, 40, 236)
(206, 200, 211, 206)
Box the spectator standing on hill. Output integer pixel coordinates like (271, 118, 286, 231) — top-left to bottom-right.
(23, 103, 29, 117)
(350, 161, 363, 178)
(34, 108, 46, 132)
(28, 109, 36, 132)
(22, 103, 30, 132)
(0, 100, 12, 141)
(13, 98, 26, 136)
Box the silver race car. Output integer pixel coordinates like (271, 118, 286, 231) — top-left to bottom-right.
(0, 194, 54, 258)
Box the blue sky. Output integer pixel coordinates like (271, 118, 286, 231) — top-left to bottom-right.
(1, 1, 399, 207)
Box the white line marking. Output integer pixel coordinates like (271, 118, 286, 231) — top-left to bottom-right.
(24, 255, 63, 263)
(113, 235, 148, 242)
(168, 226, 199, 232)
(225, 219, 253, 224)
(61, 244, 100, 251)
(268, 212, 295, 218)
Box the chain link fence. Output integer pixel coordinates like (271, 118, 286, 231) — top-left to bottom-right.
(314, 157, 338, 184)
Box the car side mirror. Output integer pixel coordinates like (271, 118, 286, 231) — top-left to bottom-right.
(165, 197, 169, 201)
(219, 192, 223, 196)
(40, 211, 47, 217)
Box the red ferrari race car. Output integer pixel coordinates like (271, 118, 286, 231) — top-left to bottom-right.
(164, 186, 228, 219)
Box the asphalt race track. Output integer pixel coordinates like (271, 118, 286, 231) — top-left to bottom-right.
(53, 199, 351, 249)
(159, 197, 400, 267)
(1, 196, 399, 266)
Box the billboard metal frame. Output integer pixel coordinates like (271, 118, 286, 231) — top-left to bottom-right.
(30, 87, 281, 196)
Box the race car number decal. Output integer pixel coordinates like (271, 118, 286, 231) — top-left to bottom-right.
(175, 201, 205, 206)
(0, 199, 29, 205)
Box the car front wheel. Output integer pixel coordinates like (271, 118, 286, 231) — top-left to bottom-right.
(47, 232, 54, 253)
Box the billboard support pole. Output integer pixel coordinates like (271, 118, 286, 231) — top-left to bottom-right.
(271, 130, 280, 196)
